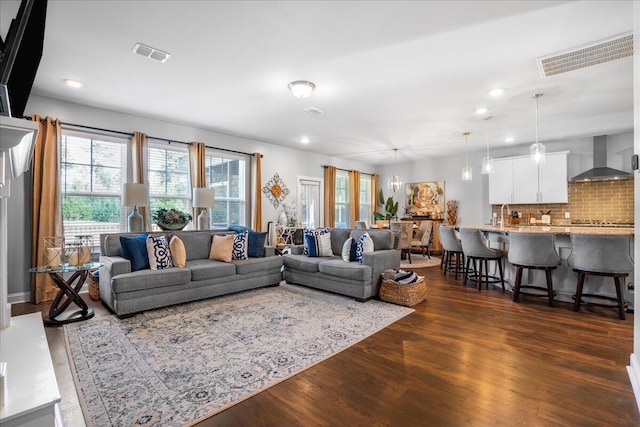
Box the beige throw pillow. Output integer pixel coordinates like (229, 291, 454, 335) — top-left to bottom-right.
(209, 234, 234, 263)
(169, 235, 186, 268)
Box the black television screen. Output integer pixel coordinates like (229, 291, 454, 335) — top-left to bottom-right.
(0, 0, 47, 118)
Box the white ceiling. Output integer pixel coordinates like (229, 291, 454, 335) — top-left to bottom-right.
(1, 0, 635, 165)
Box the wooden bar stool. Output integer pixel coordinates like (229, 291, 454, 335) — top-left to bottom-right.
(567, 234, 633, 320)
(439, 225, 465, 279)
(508, 232, 560, 307)
(460, 228, 505, 291)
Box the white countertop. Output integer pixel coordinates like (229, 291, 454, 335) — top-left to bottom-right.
(465, 224, 635, 235)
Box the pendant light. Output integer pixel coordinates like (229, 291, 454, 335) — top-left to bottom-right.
(387, 148, 403, 193)
(482, 116, 494, 174)
(462, 132, 472, 181)
(530, 93, 545, 164)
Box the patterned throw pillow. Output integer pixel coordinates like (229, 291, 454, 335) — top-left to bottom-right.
(355, 232, 375, 263)
(209, 234, 234, 262)
(303, 228, 331, 254)
(146, 235, 173, 270)
(232, 232, 249, 260)
(341, 237, 358, 262)
(169, 235, 186, 268)
(305, 232, 333, 257)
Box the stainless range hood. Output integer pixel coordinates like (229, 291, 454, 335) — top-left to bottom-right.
(570, 135, 633, 182)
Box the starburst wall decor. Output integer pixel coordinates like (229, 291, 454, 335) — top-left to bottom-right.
(262, 173, 290, 208)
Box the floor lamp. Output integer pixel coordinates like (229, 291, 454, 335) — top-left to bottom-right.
(123, 183, 149, 232)
(193, 188, 215, 230)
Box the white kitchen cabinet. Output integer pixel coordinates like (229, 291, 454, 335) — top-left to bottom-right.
(488, 151, 568, 204)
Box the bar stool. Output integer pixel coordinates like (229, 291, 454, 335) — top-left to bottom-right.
(508, 232, 560, 307)
(460, 228, 505, 291)
(567, 234, 633, 320)
(439, 225, 465, 279)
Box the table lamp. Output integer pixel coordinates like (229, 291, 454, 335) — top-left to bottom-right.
(193, 187, 215, 230)
(123, 183, 149, 232)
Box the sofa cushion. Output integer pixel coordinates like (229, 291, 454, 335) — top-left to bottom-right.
(187, 259, 236, 281)
(171, 231, 212, 261)
(233, 256, 283, 275)
(209, 234, 234, 262)
(247, 231, 267, 258)
(111, 267, 191, 294)
(120, 234, 150, 272)
(169, 236, 186, 267)
(329, 229, 351, 257)
(282, 254, 333, 273)
(349, 229, 394, 250)
(318, 259, 372, 281)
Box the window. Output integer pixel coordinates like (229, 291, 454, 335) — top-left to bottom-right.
(298, 177, 322, 229)
(147, 142, 191, 222)
(334, 171, 349, 228)
(359, 175, 373, 226)
(60, 131, 128, 244)
(205, 151, 247, 228)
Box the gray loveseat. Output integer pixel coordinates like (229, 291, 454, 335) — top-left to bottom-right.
(282, 228, 400, 301)
(99, 230, 283, 317)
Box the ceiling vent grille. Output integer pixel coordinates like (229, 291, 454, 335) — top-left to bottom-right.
(132, 43, 171, 63)
(537, 31, 633, 78)
(304, 106, 325, 116)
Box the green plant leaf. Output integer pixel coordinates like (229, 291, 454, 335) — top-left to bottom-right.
(378, 188, 385, 206)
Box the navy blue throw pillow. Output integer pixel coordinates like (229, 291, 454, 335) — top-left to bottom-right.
(247, 231, 267, 258)
(120, 234, 150, 271)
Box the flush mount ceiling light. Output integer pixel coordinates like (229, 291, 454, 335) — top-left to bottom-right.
(300, 136, 310, 144)
(488, 88, 504, 97)
(462, 132, 472, 181)
(387, 148, 403, 193)
(288, 80, 316, 98)
(475, 107, 488, 115)
(505, 137, 515, 143)
(132, 42, 170, 63)
(530, 93, 546, 165)
(64, 79, 84, 88)
(482, 116, 494, 174)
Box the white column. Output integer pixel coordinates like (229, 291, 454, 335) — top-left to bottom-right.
(0, 189, 10, 329)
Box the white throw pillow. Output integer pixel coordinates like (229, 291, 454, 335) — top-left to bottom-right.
(146, 235, 173, 270)
(341, 237, 357, 262)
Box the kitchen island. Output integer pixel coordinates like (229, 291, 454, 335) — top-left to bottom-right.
(462, 224, 635, 311)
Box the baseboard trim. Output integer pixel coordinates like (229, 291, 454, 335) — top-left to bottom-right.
(627, 353, 640, 414)
(8, 291, 30, 304)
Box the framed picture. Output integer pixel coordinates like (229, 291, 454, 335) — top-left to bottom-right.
(405, 181, 445, 218)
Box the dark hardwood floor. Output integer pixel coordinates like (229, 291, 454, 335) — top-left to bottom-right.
(14, 265, 639, 427)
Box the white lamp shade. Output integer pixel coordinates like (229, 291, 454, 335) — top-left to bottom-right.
(192, 188, 216, 208)
(122, 183, 149, 207)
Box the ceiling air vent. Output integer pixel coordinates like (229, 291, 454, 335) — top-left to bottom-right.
(304, 106, 324, 116)
(132, 43, 171, 63)
(537, 31, 633, 78)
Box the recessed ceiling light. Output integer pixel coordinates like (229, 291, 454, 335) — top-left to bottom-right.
(488, 88, 504, 97)
(505, 137, 515, 143)
(64, 79, 84, 88)
(300, 136, 310, 144)
(288, 80, 316, 98)
(475, 107, 488, 114)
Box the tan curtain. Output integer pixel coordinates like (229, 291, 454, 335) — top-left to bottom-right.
(188, 142, 206, 223)
(252, 153, 263, 231)
(371, 174, 378, 224)
(348, 170, 361, 228)
(323, 165, 336, 227)
(30, 115, 62, 303)
(131, 131, 150, 230)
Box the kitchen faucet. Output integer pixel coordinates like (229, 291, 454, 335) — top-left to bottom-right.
(500, 204, 511, 228)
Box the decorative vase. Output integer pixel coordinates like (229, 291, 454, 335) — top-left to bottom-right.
(278, 211, 287, 226)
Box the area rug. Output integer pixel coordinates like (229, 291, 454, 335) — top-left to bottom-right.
(64, 283, 412, 426)
(401, 255, 441, 269)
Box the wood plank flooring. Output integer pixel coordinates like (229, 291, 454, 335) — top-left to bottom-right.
(13, 265, 639, 426)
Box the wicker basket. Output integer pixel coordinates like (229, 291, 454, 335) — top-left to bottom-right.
(379, 276, 426, 307)
(88, 272, 100, 301)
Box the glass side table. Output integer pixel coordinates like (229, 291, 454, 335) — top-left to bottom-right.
(28, 262, 103, 326)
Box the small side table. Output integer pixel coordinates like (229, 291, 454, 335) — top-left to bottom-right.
(28, 262, 103, 326)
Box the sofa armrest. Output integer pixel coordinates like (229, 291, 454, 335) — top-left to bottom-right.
(288, 245, 305, 255)
(99, 255, 131, 311)
(263, 246, 276, 257)
(361, 249, 401, 293)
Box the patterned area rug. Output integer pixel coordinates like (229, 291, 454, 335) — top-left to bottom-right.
(64, 283, 412, 426)
(401, 255, 441, 269)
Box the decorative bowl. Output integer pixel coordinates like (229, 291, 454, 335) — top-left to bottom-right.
(156, 222, 188, 231)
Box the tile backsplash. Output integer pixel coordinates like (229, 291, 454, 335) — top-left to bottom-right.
(490, 179, 634, 224)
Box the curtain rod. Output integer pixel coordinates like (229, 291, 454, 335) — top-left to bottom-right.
(323, 165, 376, 176)
(27, 117, 262, 158)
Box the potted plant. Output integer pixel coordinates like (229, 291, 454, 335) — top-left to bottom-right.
(153, 208, 193, 230)
(373, 189, 398, 225)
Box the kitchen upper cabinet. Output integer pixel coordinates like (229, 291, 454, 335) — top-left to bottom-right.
(488, 151, 568, 204)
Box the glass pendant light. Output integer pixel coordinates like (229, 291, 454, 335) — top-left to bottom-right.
(530, 93, 546, 165)
(387, 148, 403, 192)
(482, 116, 494, 174)
(462, 132, 472, 181)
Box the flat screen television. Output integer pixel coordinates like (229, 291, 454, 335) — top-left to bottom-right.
(0, 0, 47, 118)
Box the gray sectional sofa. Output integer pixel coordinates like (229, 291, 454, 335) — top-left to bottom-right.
(99, 230, 283, 317)
(282, 228, 400, 301)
